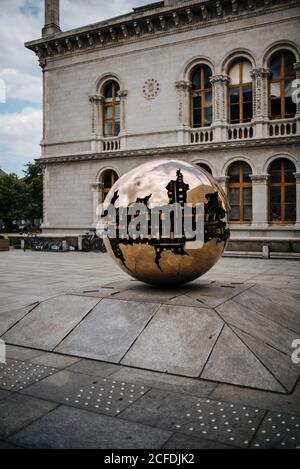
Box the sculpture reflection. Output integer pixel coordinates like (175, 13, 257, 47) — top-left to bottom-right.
(102, 160, 230, 286)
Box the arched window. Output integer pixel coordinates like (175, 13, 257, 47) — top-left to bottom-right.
(228, 60, 253, 124)
(197, 163, 213, 175)
(190, 65, 213, 128)
(269, 50, 296, 120)
(103, 81, 120, 137)
(269, 158, 296, 223)
(101, 169, 118, 201)
(227, 162, 252, 223)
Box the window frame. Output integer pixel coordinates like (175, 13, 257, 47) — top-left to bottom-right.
(227, 162, 253, 224)
(228, 61, 253, 125)
(190, 65, 213, 129)
(101, 170, 118, 202)
(103, 81, 120, 137)
(269, 51, 296, 120)
(269, 159, 296, 224)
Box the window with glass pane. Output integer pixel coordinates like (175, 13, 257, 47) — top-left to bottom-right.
(190, 65, 212, 128)
(103, 81, 120, 137)
(269, 158, 296, 223)
(228, 60, 253, 124)
(197, 163, 212, 175)
(227, 162, 252, 223)
(101, 170, 118, 202)
(269, 50, 296, 119)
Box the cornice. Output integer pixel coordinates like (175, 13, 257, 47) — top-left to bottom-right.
(36, 135, 300, 165)
(25, 0, 300, 69)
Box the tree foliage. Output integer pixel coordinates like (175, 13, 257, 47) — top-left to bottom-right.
(0, 163, 43, 229)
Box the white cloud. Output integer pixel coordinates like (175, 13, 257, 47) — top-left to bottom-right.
(0, 0, 148, 174)
(0, 107, 42, 174)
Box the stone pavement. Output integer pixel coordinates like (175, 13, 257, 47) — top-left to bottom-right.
(0, 251, 300, 449)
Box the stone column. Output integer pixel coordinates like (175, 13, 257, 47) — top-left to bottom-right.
(117, 89, 128, 149)
(293, 62, 300, 134)
(41, 165, 49, 229)
(250, 68, 270, 138)
(294, 172, 300, 228)
(250, 174, 270, 227)
(210, 75, 230, 142)
(175, 80, 192, 144)
(89, 95, 104, 152)
(215, 176, 230, 222)
(91, 182, 103, 227)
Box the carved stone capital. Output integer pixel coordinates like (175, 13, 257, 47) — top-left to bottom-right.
(210, 74, 230, 84)
(293, 172, 300, 181)
(89, 95, 104, 104)
(250, 174, 269, 183)
(91, 182, 104, 191)
(175, 80, 192, 91)
(250, 68, 271, 79)
(215, 176, 229, 184)
(117, 89, 128, 99)
(293, 62, 300, 73)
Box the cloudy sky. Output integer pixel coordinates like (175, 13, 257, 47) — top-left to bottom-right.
(0, 0, 147, 175)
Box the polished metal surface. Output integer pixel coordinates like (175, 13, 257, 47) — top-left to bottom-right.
(103, 159, 230, 286)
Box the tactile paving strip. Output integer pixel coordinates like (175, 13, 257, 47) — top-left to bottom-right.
(251, 412, 300, 449)
(62, 377, 149, 417)
(0, 360, 56, 391)
(170, 399, 265, 447)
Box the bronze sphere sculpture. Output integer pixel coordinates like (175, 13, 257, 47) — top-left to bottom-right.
(101, 159, 230, 286)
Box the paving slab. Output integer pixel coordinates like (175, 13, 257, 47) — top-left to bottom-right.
(0, 394, 57, 439)
(68, 286, 121, 299)
(3, 295, 100, 351)
(21, 369, 149, 417)
(179, 282, 252, 308)
(163, 433, 236, 449)
(30, 352, 80, 369)
(0, 296, 44, 314)
(0, 390, 11, 400)
(210, 382, 300, 416)
(8, 405, 171, 449)
(250, 411, 300, 449)
(5, 345, 43, 362)
(109, 366, 217, 398)
(216, 300, 296, 356)
(120, 388, 265, 448)
(234, 286, 300, 334)
(66, 358, 120, 377)
(233, 328, 299, 393)
(112, 285, 180, 304)
(56, 299, 159, 362)
(201, 326, 285, 393)
(122, 304, 223, 377)
(0, 304, 39, 336)
(0, 359, 57, 391)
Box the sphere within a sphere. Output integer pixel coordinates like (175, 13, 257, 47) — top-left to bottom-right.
(103, 160, 230, 286)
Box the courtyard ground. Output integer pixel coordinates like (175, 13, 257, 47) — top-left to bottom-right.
(0, 250, 300, 449)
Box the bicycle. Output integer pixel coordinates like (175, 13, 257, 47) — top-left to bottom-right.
(82, 231, 106, 252)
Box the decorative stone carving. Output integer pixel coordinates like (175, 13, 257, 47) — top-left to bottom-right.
(250, 68, 270, 118)
(250, 174, 270, 183)
(175, 81, 191, 125)
(142, 79, 160, 100)
(210, 75, 230, 123)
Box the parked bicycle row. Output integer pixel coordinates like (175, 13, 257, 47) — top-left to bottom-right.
(22, 231, 107, 253)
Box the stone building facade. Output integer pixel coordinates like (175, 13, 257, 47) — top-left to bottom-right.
(26, 0, 300, 242)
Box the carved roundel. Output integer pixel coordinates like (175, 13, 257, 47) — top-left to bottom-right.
(142, 79, 160, 100)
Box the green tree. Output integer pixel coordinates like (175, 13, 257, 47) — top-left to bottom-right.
(22, 162, 43, 224)
(0, 173, 28, 230)
(0, 163, 43, 230)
